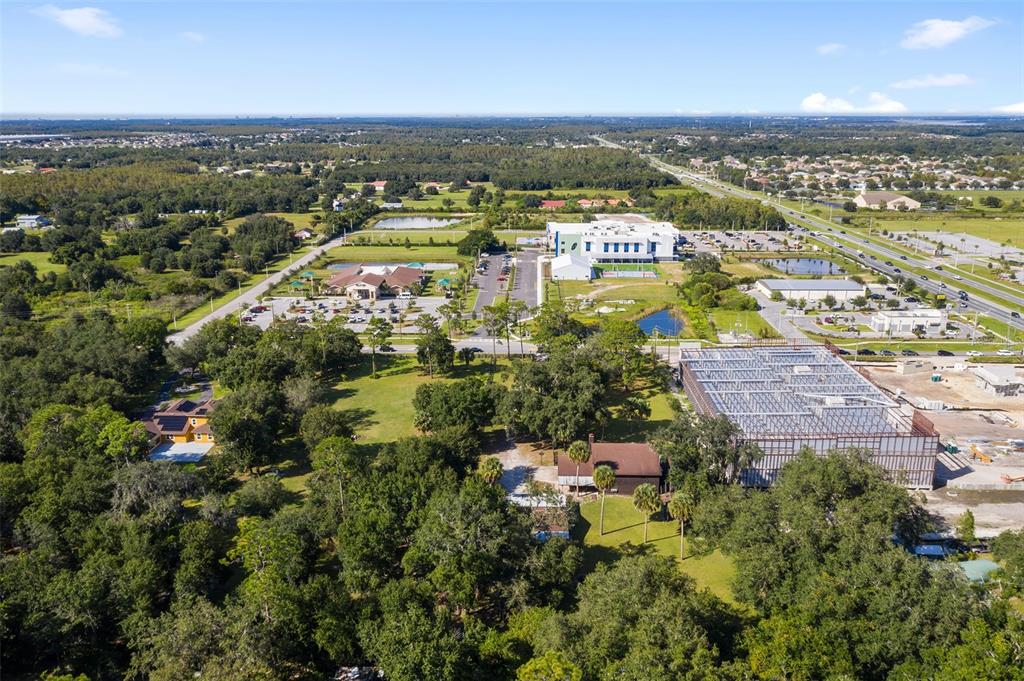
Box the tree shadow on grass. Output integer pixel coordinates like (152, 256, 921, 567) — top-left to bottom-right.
(339, 407, 376, 432)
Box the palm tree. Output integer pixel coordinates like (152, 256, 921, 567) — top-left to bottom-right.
(479, 457, 503, 485)
(632, 483, 660, 544)
(668, 487, 697, 559)
(565, 440, 591, 496)
(592, 464, 615, 536)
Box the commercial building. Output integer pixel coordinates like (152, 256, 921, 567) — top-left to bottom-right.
(557, 438, 663, 493)
(973, 366, 1024, 397)
(325, 264, 423, 300)
(679, 344, 939, 488)
(755, 278, 866, 303)
(853, 191, 921, 211)
(549, 253, 593, 281)
(545, 218, 679, 263)
(870, 309, 947, 336)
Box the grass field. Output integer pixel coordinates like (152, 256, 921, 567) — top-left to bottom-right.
(222, 211, 321, 235)
(574, 495, 737, 603)
(324, 244, 469, 264)
(329, 355, 506, 444)
(0, 251, 66, 274)
(709, 309, 775, 337)
(936, 190, 1024, 211)
(866, 217, 1024, 246)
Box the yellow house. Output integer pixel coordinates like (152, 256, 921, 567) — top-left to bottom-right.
(145, 399, 217, 447)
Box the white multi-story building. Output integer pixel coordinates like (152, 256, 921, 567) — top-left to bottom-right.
(545, 218, 679, 263)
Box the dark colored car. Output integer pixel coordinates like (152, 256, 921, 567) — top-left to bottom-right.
(937, 350, 955, 357)
(880, 349, 896, 356)
(859, 349, 877, 356)
(901, 349, 919, 356)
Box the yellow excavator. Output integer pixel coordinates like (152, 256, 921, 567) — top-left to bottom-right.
(970, 444, 992, 464)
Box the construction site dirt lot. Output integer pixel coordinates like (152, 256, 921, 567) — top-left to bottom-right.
(859, 361, 1024, 536)
(858, 361, 1023, 439)
(922, 488, 1024, 538)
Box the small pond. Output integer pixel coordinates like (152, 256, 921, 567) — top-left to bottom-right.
(637, 309, 685, 336)
(374, 216, 463, 230)
(757, 258, 845, 275)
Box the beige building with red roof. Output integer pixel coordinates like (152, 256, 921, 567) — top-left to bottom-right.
(325, 264, 423, 300)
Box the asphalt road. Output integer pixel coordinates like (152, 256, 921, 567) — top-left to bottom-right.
(167, 232, 350, 345)
(601, 139, 1024, 335)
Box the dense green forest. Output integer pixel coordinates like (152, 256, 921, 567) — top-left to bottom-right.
(2, 304, 1023, 680)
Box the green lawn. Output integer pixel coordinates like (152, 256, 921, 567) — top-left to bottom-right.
(936, 190, 1024, 212)
(325, 243, 469, 264)
(329, 355, 507, 444)
(868, 217, 1024, 246)
(223, 211, 321, 235)
(709, 309, 775, 337)
(574, 495, 737, 603)
(0, 251, 66, 274)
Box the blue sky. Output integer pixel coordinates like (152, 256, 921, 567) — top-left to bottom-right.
(2, 1, 1022, 116)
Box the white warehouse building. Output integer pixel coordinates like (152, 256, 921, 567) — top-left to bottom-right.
(549, 253, 593, 281)
(870, 309, 947, 336)
(755, 278, 866, 303)
(546, 219, 679, 263)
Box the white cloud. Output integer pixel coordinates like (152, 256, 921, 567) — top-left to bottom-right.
(180, 31, 206, 43)
(900, 16, 994, 50)
(993, 101, 1024, 114)
(801, 91, 907, 114)
(890, 73, 974, 89)
(801, 93, 855, 113)
(55, 62, 128, 77)
(817, 42, 846, 55)
(32, 5, 122, 38)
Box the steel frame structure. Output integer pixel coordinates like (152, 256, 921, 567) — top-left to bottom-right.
(679, 343, 938, 488)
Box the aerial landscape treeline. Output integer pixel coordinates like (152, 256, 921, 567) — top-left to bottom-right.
(2, 116, 1023, 680)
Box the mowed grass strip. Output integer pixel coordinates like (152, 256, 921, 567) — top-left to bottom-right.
(574, 495, 737, 604)
(0, 251, 66, 274)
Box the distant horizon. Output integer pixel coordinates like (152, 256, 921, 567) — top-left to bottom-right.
(2, 112, 1023, 121)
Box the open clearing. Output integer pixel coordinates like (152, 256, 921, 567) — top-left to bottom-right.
(0, 251, 66, 274)
(574, 495, 737, 603)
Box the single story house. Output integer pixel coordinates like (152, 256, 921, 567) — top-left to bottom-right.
(755, 278, 866, 303)
(145, 398, 217, 447)
(380, 201, 404, 210)
(293, 229, 314, 240)
(853, 191, 921, 211)
(540, 200, 566, 210)
(550, 253, 593, 281)
(325, 264, 423, 300)
(557, 438, 663, 494)
(366, 180, 387, 193)
(15, 214, 52, 230)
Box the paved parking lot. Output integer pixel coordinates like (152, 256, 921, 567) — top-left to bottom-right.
(244, 295, 447, 332)
(679, 229, 803, 253)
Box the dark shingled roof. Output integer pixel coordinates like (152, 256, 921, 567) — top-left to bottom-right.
(557, 442, 662, 478)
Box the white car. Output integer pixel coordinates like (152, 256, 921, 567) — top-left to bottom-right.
(997, 349, 1016, 357)
(954, 275, 963, 280)
(966, 350, 983, 357)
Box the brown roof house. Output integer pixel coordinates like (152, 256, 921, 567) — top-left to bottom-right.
(325, 264, 423, 300)
(557, 435, 664, 494)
